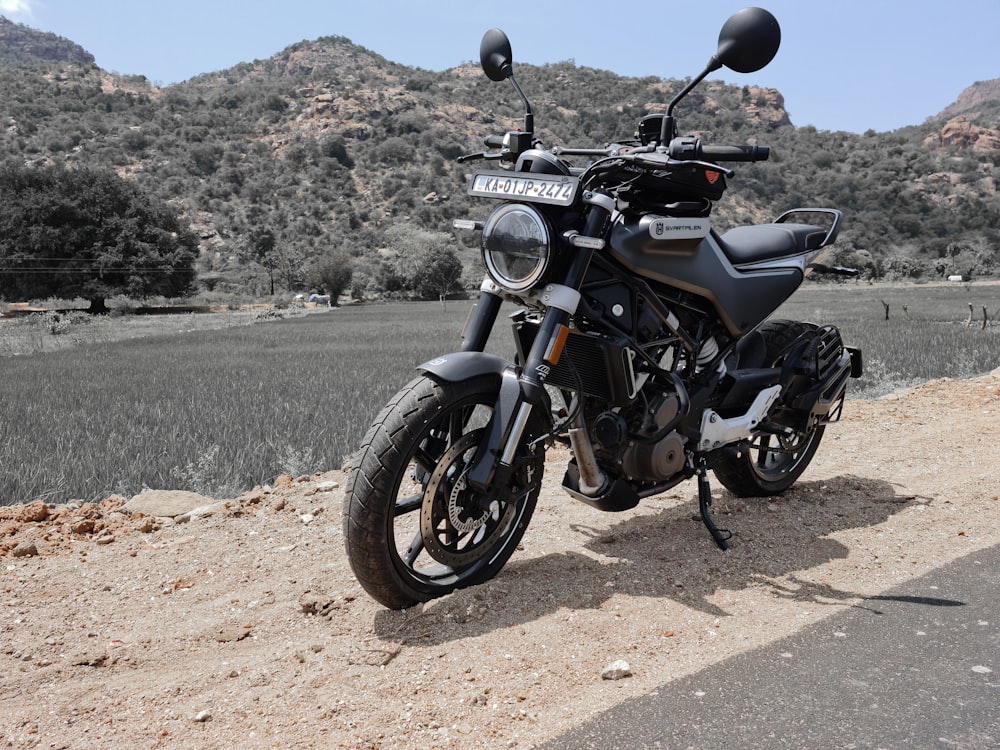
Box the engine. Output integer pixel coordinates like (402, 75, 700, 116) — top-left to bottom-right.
(592, 392, 687, 483)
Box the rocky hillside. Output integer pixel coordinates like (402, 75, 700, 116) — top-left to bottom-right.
(0, 20, 998, 292)
(0, 16, 94, 65)
(938, 78, 1000, 122)
(925, 78, 1000, 152)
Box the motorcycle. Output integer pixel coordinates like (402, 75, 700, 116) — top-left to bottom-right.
(344, 7, 863, 609)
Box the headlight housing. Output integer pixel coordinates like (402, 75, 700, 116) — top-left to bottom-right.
(481, 203, 551, 292)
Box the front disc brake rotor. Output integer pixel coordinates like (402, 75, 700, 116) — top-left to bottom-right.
(420, 431, 514, 567)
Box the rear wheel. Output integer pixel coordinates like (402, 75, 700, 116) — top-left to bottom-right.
(343, 374, 546, 609)
(713, 320, 825, 497)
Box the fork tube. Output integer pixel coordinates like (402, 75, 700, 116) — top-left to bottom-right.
(467, 195, 614, 493)
(460, 289, 503, 352)
(520, 191, 615, 392)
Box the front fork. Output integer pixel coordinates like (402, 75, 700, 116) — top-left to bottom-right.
(464, 191, 614, 494)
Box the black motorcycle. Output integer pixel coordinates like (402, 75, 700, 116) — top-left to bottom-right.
(344, 7, 862, 609)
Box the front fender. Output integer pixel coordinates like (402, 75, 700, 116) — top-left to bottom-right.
(418, 352, 513, 383)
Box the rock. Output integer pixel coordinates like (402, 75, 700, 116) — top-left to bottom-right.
(2, 501, 49, 523)
(315, 481, 339, 492)
(929, 115, 1000, 152)
(11, 541, 38, 558)
(211, 623, 252, 643)
(175, 501, 228, 524)
(601, 660, 632, 681)
(70, 648, 108, 667)
(71, 520, 96, 535)
(193, 710, 212, 723)
(125, 490, 214, 518)
(134, 517, 159, 533)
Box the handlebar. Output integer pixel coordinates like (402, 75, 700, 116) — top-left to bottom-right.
(457, 132, 536, 163)
(459, 132, 769, 180)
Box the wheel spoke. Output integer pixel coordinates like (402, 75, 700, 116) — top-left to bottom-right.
(412, 445, 438, 474)
(401, 530, 424, 566)
(394, 492, 423, 517)
(448, 411, 466, 446)
(754, 436, 773, 470)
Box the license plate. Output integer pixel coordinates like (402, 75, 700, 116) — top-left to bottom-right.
(468, 171, 579, 206)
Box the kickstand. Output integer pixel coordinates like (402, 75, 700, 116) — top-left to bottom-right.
(697, 465, 731, 551)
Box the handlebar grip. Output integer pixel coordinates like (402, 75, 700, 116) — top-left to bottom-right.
(484, 134, 505, 148)
(698, 144, 770, 162)
(669, 137, 769, 162)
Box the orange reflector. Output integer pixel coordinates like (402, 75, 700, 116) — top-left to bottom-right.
(546, 324, 571, 365)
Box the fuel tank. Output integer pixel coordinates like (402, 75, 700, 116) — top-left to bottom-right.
(608, 213, 803, 335)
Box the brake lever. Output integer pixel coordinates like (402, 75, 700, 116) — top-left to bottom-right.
(628, 152, 735, 178)
(691, 160, 735, 179)
(456, 151, 506, 164)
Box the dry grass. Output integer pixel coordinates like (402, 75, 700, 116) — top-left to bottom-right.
(2, 282, 997, 505)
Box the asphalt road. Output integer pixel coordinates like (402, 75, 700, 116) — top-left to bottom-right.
(542, 543, 999, 750)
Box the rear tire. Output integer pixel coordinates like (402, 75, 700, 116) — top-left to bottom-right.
(343, 374, 546, 609)
(713, 320, 826, 497)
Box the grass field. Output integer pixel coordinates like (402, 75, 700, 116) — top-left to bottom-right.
(2, 282, 998, 506)
(775, 281, 1000, 397)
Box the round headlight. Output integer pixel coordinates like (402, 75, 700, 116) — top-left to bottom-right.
(481, 203, 551, 292)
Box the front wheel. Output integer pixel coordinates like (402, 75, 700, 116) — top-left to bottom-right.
(713, 320, 826, 497)
(343, 374, 546, 609)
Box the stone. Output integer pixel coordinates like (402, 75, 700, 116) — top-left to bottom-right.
(175, 501, 228, 524)
(125, 490, 215, 518)
(11, 541, 38, 558)
(601, 660, 632, 681)
(3, 501, 49, 523)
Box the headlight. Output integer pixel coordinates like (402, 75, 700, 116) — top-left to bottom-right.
(481, 203, 551, 292)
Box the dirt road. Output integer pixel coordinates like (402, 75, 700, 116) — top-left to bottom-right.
(2, 371, 998, 749)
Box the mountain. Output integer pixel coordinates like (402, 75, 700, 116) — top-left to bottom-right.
(0, 16, 94, 66)
(924, 78, 1000, 152)
(937, 78, 1000, 123)
(0, 22, 997, 293)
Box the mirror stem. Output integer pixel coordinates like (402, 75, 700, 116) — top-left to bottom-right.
(508, 74, 534, 134)
(659, 57, 723, 146)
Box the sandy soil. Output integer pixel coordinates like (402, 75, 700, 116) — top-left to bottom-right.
(1, 371, 998, 749)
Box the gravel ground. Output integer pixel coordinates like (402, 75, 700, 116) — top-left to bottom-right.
(2, 370, 998, 749)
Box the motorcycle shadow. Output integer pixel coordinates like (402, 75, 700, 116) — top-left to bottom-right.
(373, 473, 914, 645)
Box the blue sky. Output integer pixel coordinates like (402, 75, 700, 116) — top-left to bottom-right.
(2, 0, 998, 134)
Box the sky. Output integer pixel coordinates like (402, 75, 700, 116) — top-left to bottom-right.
(2, 0, 998, 134)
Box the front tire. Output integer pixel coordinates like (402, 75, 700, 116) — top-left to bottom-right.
(343, 374, 546, 609)
(713, 320, 826, 497)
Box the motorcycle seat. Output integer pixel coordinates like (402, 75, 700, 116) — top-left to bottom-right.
(718, 223, 826, 265)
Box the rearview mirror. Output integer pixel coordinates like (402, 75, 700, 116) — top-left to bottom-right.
(480, 28, 514, 82)
(714, 7, 781, 74)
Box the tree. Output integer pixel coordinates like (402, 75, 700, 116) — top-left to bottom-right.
(410, 245, 463, 300)
(246, 226, 277, 295)
(311, 248, 354, 306)
(379, 225, 464, 300)
(0, 162, 198, 311)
